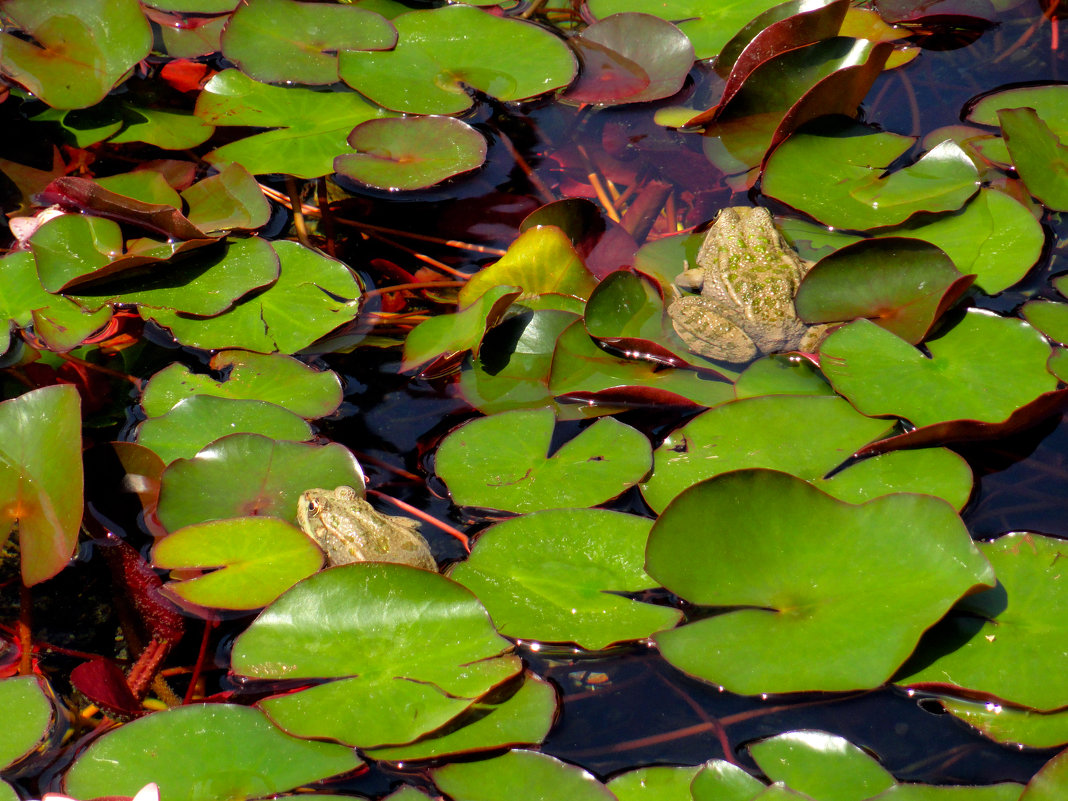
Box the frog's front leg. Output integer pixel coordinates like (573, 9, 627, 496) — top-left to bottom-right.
(667, 294, 759, 363)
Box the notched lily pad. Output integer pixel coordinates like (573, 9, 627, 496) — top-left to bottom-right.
(336, 116, 487, 191)
(647, 470, 994, 694)
(435, 407, 652, 513)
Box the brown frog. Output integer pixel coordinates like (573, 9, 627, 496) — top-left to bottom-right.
(296, 486, 437, 571)
(667, 206, 828, 363)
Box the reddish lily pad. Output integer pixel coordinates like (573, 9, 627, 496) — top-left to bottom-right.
(141, 351, 342, 420)
(435, 407, 652, 513)
(335, 116, 487, 191)
(998, 108, 1068, 212)
(896, 532, 1068, 711)
(448, 508, 682, 649)
(153, 516, 323, 610)
(763, 120, 980, 230)
(564, 13, 694, 106)
(63, 704, 360, 801)
(647, 470, 994, 694)
(0, 385, 82, 586)
(157, 434, 365, 533)
(819, 311, 1056, 427)
(221, 0, 396, 85)
(196, 69, 395, 179)
(233, 564, 521, 747)
(795, 237, 974, 344)
(0, 0, 152, 109)
(338, 5, 577, 115)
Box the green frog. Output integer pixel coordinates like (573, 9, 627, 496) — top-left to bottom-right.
(296, 486, 437, 571)
(667, 206, 828, 364)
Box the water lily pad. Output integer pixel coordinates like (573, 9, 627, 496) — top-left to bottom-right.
(157, 434, 365, 533)
(365, 673, 557, 761)
(1018, 746, 1068, 801)
(691, 760, 766, 801)
(966, 84, 1068, 134)
(109, 104, 215, 150)
(0, 676, 53, 769)
(564, 13, 694, 106)
(73, 236, 280, 316)
(182, 163, 271, 234)
(135, 396, 314, 464)
(747, 730, 896, 801)
(335, 116, 487, 191)
(607, 765, 701, 801)
(0, 0, 151, 109)
(141, 351, 342, 419)
(763, 120, 979, 230)
(196, 69, 394, 179)
(998, 107, 1068, 212)
(143, 240, 360, 354)
(63, 704, 360, 801)
(435, 408, 652, 513)
(97, 170, 182, 208)
(796, 238, 973, 344)
(459, 226, 597, 308)
(30, 213, 123, 293)
(1022, 300, 1068, 345)
(0, 251, 112, 354)
(433, 749, 615, 801)
(647, 470, 994, 694)
(939, 697, 1068, 749)
(222, 0, 396, 85)
(232, 564, 521, 747)
(338, 5, 577, 114)
(449, 508, 681, 649)
(403, 285, 522, 373)
(734, 354, 835, 398)
(896, 532, 1068, 711)
(0, 385, 82, 586)
(868, 785, 1022, 800)
(819, 311, 1056, 427)
(153, 516, 323, 610)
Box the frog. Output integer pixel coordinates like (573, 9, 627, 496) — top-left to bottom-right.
(296, 486, 437, 571)
(667, 206, 828, 364)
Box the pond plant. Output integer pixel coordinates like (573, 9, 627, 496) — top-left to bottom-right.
(0, 0, 1067, 799)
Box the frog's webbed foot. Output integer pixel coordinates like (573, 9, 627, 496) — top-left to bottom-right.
(667, 295, 759, 363)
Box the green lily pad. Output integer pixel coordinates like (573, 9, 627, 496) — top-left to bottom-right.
(135, 395, 314, 465)
(143, 240, 360, 354)
(763, 120, 980, 230)
(795, 238, 973, 344)
(939, 697, 1068, 749)
(73, 235, 280, 316)
(998, 107, 1068, 212)
(748, 730, 896, 801)
(30, 213, 124, 293)
(549, 319, 736, 409)
(403, 285, 522, 373)
(0, 0, 152, 109)
(459, 226, 597, 308)
(182, 163, 271, 234)
(336, 115, 487, 191)
(691, 759, 767, 801)
(365, 673, 557, 761)
(867, 785, 1022, 800)
(0, 385, 82, 586)
(896, 532, 1068, 711)
(607, 765, 702, 801)
(338, 5, 577, 115)
(157, 434, 365, 532)
(448, 508, 681, 649)
(819, 311, 1056, 427)
(141, 350, 342, 420)
(1022, 300, 1068, 345)
(109, 104, 215, 150)
(232, 564, 521, 747)
(966, 84, 1068, 134)
(1019, 747, 1068, 801)
(647, 470, 994, 694)
(0, 676, 53, 769)
(63, 704, 360, 801)
(97, 170, 182, 208)
(642, 394, 947, 513)
(433, 750, 615, 801)
(153, 516, 323, 610)
(196, 69, 394, 179)
(435, 408, 652, 513)
(584, 0, 791, 60)
(0, 251, 112, 354)
(734, 354, 835, 398)
(221, 0, 396, 85)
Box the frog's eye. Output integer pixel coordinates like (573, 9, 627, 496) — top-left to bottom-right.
(306, 499, 322, 515)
